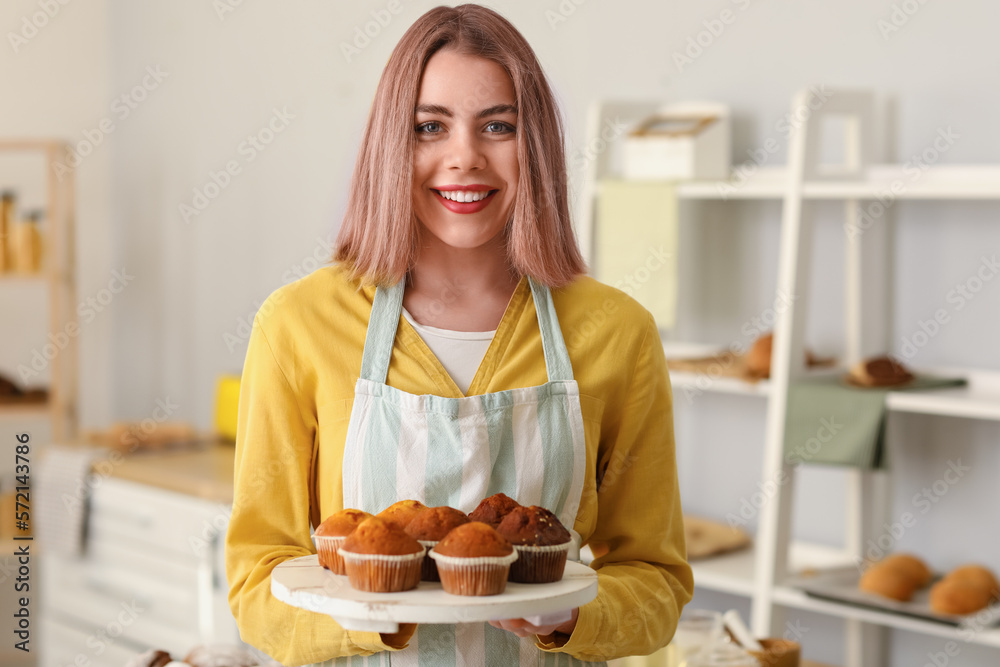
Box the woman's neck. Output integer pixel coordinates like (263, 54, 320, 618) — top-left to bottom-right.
(403, 231, 521, 332)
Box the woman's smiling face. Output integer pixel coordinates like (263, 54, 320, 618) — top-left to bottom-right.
(411, 48, 519, 251)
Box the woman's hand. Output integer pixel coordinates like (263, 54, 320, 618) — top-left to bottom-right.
(488, 607, 578, 638)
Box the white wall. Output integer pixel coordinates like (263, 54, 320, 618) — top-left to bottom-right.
(4, 1, 999, 665)
(0, 1, 112, 449)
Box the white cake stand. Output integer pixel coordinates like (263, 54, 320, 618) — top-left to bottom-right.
(271, 555, 598, 633)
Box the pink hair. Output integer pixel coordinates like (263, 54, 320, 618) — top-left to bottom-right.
(334, 3, 586, 288)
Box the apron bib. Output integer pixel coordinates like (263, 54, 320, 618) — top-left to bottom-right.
(315, 278, 602, 666)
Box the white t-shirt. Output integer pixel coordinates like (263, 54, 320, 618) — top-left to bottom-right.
(402, 308, 495, 395)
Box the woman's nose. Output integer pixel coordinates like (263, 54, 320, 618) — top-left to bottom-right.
(446, 128, 486, 171)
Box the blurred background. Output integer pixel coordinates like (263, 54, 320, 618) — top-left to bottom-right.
(1, 1, 998, 666)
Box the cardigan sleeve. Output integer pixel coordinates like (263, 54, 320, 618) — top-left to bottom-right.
(538, 312, 694, 661)
(224, 305, 414, 665)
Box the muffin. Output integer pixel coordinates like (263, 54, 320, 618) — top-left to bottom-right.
(468, 492, 521, 528)
(313, 508, 373, 574)
(496, 506, 572, 583)
(429, 522, 518, 596)
(404, 506, 470, 581)
(377, 499, 430, 530)
(930, 578, 994, 615)
(339, 517, 425, 592)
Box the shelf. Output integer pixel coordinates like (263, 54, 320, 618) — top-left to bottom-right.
(772, 585, 1000, 648)
(886, 368, 1000, 422)
(693, 541, 855, 598)
(634, 165, 1000, 200)
(666, 342, 1000, 422)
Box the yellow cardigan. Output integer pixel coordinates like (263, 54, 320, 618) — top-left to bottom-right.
(225, 264, 693, 665)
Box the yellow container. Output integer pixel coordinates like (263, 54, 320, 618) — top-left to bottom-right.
(11, 210, 43, 274)
(0, 191, 14, 272)
(215, 374, 241, 442)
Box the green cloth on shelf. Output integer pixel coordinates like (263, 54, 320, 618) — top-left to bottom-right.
(782, 374, 967, 469)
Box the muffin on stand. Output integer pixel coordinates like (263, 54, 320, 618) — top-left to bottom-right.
(496, 506, 572, 584)
(404, 506, 470, 581)
(338, 517, 425, 592)
(377, 499, 429, 530)
(468, 492, 521, 528)
(429, 522, 518, 596)
(312, 508, 373, 574)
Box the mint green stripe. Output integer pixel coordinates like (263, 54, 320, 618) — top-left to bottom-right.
(484, 392, 517, 497)
(542, 651, 558, 667)
(483, 623, 522, 665)
(418, 625, 455, 667)
(537, 387, 574, 518)
(482, 392, 516, 495)
(361, 399, 401, 513)
(424, 409, 463, 508)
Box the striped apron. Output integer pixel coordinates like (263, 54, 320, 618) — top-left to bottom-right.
(322, 277, 603, 666)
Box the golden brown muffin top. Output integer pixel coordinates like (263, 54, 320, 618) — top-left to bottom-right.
(405, 506, 470, 542)
(314, 508, 373, 537)
(496, 506, 571, 546)
(376, 499, 429, 530)
(341, 516, 423, 555)
(434, 521, 513, 558)
(468, 492, 521, 528)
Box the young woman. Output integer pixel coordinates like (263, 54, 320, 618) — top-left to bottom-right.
(225, 5, 692, 666)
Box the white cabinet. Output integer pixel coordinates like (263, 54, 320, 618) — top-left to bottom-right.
(39, 477, 239, 667)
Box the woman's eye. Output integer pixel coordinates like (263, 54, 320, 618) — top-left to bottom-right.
(486, 121, 514, 134)
(416, 121, 441, 134)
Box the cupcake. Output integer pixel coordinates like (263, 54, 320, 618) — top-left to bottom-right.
(496, 506, 572, 583)
(429, 522, 518, 596)
(377, 499, 429, 530)
(468, 492, 521, 528)
(313, 508, 373, 574)
(339, 517, 425, 592)
(404, 506, 470, 581)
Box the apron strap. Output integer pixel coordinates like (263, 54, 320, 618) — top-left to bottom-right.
(360, 277, 575, 384)
(528, 277, 575, 382)
(359, 280, 405, 384)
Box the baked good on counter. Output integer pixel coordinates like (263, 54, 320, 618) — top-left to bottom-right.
(468, 492, 521, 528)
(496, 506, 572, 583)
(313, 508, 373, 574)
(847, 355, 914, 388)
(429, 522, 518, 596)
(405, 505, 470, 581)
(339, 517, 425, 592)
(376, 499, 430, 530)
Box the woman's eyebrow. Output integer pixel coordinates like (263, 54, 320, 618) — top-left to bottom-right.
(414, 103, 518, 118)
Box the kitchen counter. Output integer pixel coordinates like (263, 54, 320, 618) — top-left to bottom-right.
(107, 443, 235, 504)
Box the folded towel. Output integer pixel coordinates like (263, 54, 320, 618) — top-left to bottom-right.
(783, 375, 967, 469)
(595, 180, 678, 329)
(36, 445, 108, 557)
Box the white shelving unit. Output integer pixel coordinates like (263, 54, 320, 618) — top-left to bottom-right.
(581, 91, 1000, 666)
